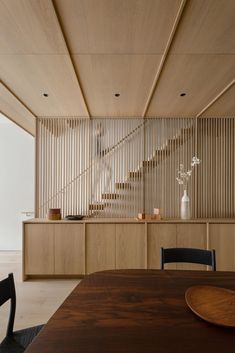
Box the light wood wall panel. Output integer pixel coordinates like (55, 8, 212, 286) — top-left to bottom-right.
(55, 0, 181, 54)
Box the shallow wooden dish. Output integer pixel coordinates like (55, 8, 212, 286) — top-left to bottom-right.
(185, 285, 235, 327)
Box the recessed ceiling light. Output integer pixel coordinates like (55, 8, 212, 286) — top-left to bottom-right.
(180, 93, 186, 97)
(43, 93, 49, 97)
(115, 93, 120, 97)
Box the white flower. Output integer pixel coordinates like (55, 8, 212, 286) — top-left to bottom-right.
(191, 156, 201, 166)
(176, 156, 201, 186)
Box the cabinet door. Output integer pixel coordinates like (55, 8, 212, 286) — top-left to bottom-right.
(116, 224, 146, 269)
(147, 224, 177, 269)
(55, 224, 85, 275)
(209, 224, 235, 271)
(176, 224, 207, 270)
(86, 224, 116, 274)
(24, 224, 54, 274)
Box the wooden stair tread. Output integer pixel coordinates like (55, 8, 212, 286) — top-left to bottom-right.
(115, 182, 132, 189)
(89, 203, 105, 210)
(102, 193, 120, 200)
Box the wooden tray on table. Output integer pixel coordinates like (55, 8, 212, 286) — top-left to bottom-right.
(185, 285, 235, 327)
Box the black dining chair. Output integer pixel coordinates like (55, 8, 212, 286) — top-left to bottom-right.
(0, 273, 44, 353)
(160, 247, 216, 271)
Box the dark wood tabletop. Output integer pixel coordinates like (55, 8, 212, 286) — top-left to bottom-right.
(25, 270, 235, 353)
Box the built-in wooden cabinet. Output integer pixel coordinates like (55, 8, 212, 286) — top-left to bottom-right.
(86, 224, 116, 274)
(23, 219, 235, 280)
(148, 224, 177, 269)
(54, 224, 85, 275)
(116, 224, 146, 269)
(209, 224, 235, 271)
(24, 223, 85, 278)
(176, 224, 207, 270)
(24, 224, 54, 275)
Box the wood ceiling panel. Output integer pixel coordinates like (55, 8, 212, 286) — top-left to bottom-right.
(73, 54, 162, 116)
(0, 55, 89, 117)
(0, 82, 35, 135)
(201, 84, 235, 117)
(147, 54, 235, 117)
(0, 0, 67, 54)
(171, 0, 235, 54)
(55, 0, 181, 54)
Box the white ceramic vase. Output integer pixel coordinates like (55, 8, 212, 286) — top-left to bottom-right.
(181, 189, 191, 219)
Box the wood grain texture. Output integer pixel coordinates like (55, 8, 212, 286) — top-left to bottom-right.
(24, 270, 235, 353)
(176, 224, 207, 270)
(208, 224, 235, 271)
(0, 0, 67, 54)
(185, 285, 235, 327)
(73, 54, 162, 116)
(201, 84, 235, 117)
(147, 224, 177, 269)
(147, 54, 235, 117)
(86, 224, 116, 273)
(0, 82, 35, 135)
(0, 55, 89, 117)
(54, 224, 85, 275)
(115, 224, 146, 269)
(55, 0, 181, 54)
(171, 0, 235, 54)
(24, 224, 54, 274)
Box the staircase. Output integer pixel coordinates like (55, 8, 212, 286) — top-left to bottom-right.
(89, 125, 193, 217)
(38, 118, 194, 218)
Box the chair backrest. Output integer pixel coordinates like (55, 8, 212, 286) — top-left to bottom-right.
(161, 248, 216, 271)
(0, 273, 16, 336)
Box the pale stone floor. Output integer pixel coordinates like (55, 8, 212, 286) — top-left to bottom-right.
(0, 251, 78, 341)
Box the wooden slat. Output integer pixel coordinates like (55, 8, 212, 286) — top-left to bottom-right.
(37, 117, 235, 219)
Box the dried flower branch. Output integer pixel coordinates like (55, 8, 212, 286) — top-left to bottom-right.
(176, 156, 201, 189)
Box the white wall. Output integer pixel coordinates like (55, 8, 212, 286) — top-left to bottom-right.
(0, 114, 34, 250)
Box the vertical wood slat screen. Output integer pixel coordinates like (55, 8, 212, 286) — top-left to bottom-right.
(36, 117, 235, 219)
(197, 118, 235, 218)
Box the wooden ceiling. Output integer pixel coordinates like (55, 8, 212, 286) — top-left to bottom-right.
(0, 0, 234, 135)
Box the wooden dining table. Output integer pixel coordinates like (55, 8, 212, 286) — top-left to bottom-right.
(25, 270, 235, 353)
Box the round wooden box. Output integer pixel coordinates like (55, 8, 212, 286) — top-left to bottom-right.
(47, 208, 61, 220)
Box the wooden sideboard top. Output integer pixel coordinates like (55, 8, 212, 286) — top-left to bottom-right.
(24, 218, 235, 224)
